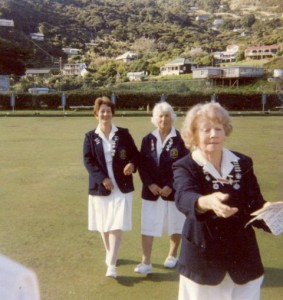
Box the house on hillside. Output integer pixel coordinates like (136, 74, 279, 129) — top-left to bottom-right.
(160, 58, 196, 76)
(115, 51, 137, 63)
(192, 67, 222, 79)
(127, 71, 148, 81)
(212, 45, 239, 64)
(245, 44, 280, 59)
(0, 19, 14, 27)
(213, 18, 224, 27)
(62, 63, 87, 76)
(193, 66, 264, 79)
(222, 66, 264, 78)
(25, 68, 51, 78)
(30, 33, 44, 41)
(62, 48, 81, 56)
(195, 15, 209, 22)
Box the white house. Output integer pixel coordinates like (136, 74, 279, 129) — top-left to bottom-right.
(192, 67, 222, 79)
(222, 66, 264, 78)
(62, 63, 87, 76)
(0, 19, 14, 27)
(213, 18, 224, 27)
(30, 33, 44, 41)
(193, 66, 264, 79)
(115, 51, 137, 63)
(195, 15, 209, 21)
(212, 45, 239, 64)
(25, 68, 51, 77)
(160, 58, 196, 76)
(127, 71, 148, 81)
(62, 48, 81, 56)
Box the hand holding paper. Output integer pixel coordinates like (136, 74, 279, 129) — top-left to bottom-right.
(245, 201, 283, 235)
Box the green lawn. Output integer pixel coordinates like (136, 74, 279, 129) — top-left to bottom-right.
(0, 116, 282, 300)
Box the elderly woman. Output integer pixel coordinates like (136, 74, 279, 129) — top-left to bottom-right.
(83, 96, 139, 278)
(134, 102, 188, 274)
(173, 102, 277, 300)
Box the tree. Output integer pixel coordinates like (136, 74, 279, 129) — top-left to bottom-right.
(241, 14, 256, 28)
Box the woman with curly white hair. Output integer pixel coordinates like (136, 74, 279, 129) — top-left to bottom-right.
(173, 102, 279, 300)
(134, 101, 188, 275)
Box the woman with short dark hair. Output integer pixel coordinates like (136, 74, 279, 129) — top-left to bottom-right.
(83, 96, 139, 278)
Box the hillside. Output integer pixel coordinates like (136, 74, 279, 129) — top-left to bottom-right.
(0, 0, 283, 80)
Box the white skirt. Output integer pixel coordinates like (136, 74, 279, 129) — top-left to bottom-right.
(178, 273, 264, 300)
(88, 188, 133, 233)
(141, 197, 185, 237)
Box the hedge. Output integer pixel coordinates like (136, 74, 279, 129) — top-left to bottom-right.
(0, 91, 281, 111)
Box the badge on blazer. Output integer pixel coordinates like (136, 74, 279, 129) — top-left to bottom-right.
(165, 138, 173, 152)
(151, 139, 155, 151)
(170, 148, 179, 159)
(119, 149, 127, 160)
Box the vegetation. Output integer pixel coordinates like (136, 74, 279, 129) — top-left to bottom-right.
(0, 0, 283, 91)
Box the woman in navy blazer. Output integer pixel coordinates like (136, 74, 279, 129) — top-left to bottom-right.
(173, 102, 277, 300)
(83, 96, 139, 278)
(134, 101, 188, 275)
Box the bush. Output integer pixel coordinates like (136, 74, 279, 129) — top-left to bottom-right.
(0, 91, 281, 111)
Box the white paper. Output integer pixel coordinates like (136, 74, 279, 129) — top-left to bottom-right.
(245, 202, 283, 235)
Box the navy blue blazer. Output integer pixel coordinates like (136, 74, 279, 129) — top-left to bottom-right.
(83, 127, 139, 196)
(173, 152, 270, 285)
(139, 130, 188, 201)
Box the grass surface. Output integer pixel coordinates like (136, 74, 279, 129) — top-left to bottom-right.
(0, 116, 282, 300)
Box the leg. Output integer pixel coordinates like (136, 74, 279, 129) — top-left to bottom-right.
(164, 233, 181, 268)
(108, 229, 122, 266)
(168, 233, 181, 258)
(141, 234, 154, 265)
(134, 234, 154, 274)
(100, 232, 110, 253)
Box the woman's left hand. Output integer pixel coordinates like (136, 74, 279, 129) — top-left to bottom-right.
(123, 163, 134, 176)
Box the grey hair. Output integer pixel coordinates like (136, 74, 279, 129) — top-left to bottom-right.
(151, 101, 176, 127)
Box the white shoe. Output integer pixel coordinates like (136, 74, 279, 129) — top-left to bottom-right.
(134, 263, 152, 274)
(164, 256, 178, 268)
(106, 265, 117, 278)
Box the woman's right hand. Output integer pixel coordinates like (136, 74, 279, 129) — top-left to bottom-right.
(148, 183, 161, 196)
(102, 178, 114, 191)
(196, 192, 238, 218)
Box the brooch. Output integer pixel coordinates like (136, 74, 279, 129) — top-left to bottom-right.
(165, 138, 173, 152)
(111, 135, 119, 157)
(151, 139, 155, 151)
(204, 161, 242, 190)
(170, 148, 179, 159)
(94, 137, 100, 145)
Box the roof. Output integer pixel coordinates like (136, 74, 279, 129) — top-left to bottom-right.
(246, 44, 280, 51)
(25, 69, 51, 74)
(164, 58, 195, 66)
(116, 51, 137, 60)
(193, 66, 263, 71)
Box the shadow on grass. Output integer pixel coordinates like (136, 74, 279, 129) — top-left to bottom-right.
(115, 259, 178, 286)
(116, 272, 178, 287)
(262, 267, 283, 287)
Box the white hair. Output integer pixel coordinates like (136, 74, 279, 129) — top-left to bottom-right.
(151, 101, 176, 127)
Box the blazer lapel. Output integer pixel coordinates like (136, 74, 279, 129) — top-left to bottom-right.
(93, 133, 108, 172)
